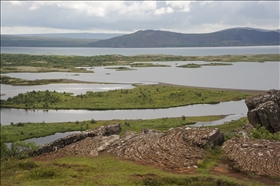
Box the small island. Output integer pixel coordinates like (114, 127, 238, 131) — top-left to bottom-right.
(177, 62, 232, 68)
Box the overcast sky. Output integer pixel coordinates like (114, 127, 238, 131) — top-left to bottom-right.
(1, 1, 279, 34)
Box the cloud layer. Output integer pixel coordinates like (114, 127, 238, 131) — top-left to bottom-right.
(1, 1, 279, 34)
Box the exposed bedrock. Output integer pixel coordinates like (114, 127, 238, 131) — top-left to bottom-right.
(245, 89, 280, 133)
(33, 125, 224, 172)
(222, 138, 280, 177)
(30, 124, 121, 156)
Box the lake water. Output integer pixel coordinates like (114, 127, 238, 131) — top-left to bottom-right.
(1, 45, 279, 56)
(3, 61, 279, 91)
(1, 100, 247, 125)
(1, 46, 279, 145)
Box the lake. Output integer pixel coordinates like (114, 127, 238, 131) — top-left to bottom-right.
(3, 61, 279, 91)
(2, 46, 279, 146)
(1, 100, 247, 125)
(1, 45, 279, 56)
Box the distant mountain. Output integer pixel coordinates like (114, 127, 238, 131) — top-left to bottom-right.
(88, 28, 280, 48)
(1, 35, 99, 47)
(16, 33, 124, 39)
(1, 28, 279, 47)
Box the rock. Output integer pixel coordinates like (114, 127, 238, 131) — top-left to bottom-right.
(245, 89, 280, 133)
(183, 127, 224, 149)
(30, 124, 121, 156)
(33, 126, 224, 172)
(105, 127, 224, 172)
(222, 138, 280, 177)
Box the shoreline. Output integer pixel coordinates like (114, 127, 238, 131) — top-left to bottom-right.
(156, 82, 268, 95)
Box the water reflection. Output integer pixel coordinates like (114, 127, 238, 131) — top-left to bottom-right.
(1, 100, 247, 125)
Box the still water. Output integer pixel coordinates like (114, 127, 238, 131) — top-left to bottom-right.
(1, 100, 247, 125)
(1, 45, 279, 56)
(4, 61, 280, 91)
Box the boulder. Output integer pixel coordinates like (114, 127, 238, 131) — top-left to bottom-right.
(30, 124, 121, 156)
(222, 138, 280, 177)
(245, 89, 280, 133)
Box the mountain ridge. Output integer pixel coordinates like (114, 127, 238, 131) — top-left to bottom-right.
(88, 28, 280, 48)
(1, 27, 279, 47)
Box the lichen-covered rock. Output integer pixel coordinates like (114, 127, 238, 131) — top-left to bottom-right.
(33, 125, 224, 172)
(30, 124, 121, 156)
(105, 127, 224, 172)
(222, 138, 280, 177)
(245, 89, 280, 133)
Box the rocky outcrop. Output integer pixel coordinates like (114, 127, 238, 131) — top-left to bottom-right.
(106, 127, 224, 172)
(33, 125, 224, 172)
(30, 124, 121, 156)
(245, 89, 280, 133)
(222, 138, 280, 177)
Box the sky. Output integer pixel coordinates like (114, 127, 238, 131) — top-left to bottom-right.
(1, 1, 279, 35)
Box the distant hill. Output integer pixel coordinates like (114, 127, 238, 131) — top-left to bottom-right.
(1, 28, 279, 47)
(88, 28, 280, 48)
(16, 33, 124, 39)
(1, 35, 99, 47)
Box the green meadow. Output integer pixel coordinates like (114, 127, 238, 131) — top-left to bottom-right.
(1, 85, 252, 110)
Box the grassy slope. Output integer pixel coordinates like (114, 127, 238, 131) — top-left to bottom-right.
(2, 118, 279, 186)
(1, 85, 252, 110)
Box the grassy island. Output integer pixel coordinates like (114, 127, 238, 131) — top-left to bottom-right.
(0, 85, 252, 110)
(105, 66, 136, 71)
(177, 62, 233, 68)
(131, 63, 171, 67)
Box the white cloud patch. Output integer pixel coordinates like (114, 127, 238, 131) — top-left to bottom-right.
(154, 7, 174, 15)
(166, 1, 191, 12)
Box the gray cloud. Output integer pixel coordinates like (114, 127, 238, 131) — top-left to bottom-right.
(1, 1, 279, 34)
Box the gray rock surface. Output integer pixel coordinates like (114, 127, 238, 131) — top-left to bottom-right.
(245, 89, 280, 133)
(222, 138, 280, 177)
(33, 125, 224, 172)
(30, 124, 121, 156)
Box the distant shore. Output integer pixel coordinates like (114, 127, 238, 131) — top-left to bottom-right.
(156, 82, 267, 95)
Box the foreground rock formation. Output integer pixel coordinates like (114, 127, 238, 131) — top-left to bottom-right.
(33, 125, 224, 172)
(31, 124, 121, 157)
(245, 89, 280, 133)
(222, 137, 280, 177)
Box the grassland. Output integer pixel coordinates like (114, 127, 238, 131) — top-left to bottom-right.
(0, 75, 100, 86)
(1, 115, 225, 142)
(1, 53, 279, 73)
(1, 85, 253, 110)
(2, 117, 279, 186)
(2, 155, 265, 186)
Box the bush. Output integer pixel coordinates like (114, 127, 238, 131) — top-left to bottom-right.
(19, 159, 38, 170)
(250, 125, 280, 141)
(11, 141, 39, 159)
